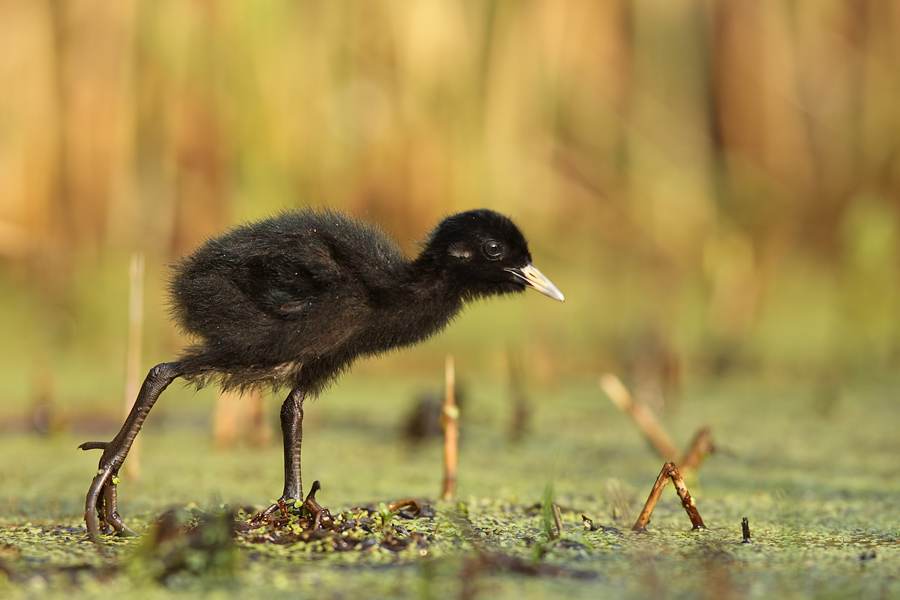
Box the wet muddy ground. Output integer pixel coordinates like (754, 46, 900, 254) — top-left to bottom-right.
(1, 375, 898, 598)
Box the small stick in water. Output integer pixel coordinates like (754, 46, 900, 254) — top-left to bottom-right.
(669, 465, 706, 530)
(632, 462, 706, 532)
(632, 463, 673, 532)
(551, 503, 564, 540)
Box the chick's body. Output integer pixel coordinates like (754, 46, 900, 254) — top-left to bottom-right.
(170, 210, 458, 393)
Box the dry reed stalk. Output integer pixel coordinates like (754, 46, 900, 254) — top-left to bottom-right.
(632, 462, 705, 532)
(678, 426, 715, 472)
(551, 503, 564, 540)
(600, 373, 680, 462)
(122, 252, 144, 481)
(669, 465, 706, 530)
(441, 354, 459, 500)
(632, 462, 673, 532)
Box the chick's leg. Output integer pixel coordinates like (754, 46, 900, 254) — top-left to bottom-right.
(79, 361, 182, 548)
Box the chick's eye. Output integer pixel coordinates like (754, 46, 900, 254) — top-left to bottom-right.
(483, 240, 503, 259)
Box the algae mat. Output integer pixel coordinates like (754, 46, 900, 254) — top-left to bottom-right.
(0, 376, 898, 598)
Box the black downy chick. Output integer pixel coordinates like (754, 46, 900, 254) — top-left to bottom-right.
(79, 208, 564, 546)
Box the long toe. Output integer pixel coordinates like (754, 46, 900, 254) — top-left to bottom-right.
(84, 468, 119, 548)
(251, 498, 299, 522)
(104, 483, 138, 536)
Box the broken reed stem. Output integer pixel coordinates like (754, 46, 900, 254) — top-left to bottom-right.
(600, 373, 680, 462)
(551, 503, 564, 540)
(741, 517, 752, 543)
(679, 426, 714, 472)
(441, 354, 459, 500)
(122, 252, 144, 481)
(632, 462, 706, 532)
(632, 462, 673, 532)
(669, 464, 706, 530)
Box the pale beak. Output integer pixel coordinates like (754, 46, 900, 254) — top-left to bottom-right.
(507, 263, 565, 302)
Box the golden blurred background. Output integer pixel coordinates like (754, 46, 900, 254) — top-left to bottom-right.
(1, 1, 899, 418)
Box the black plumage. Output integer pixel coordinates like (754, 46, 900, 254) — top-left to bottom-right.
(79, 208, 563, 547)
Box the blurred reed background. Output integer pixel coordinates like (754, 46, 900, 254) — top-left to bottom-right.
(1, 1, 899, 420)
